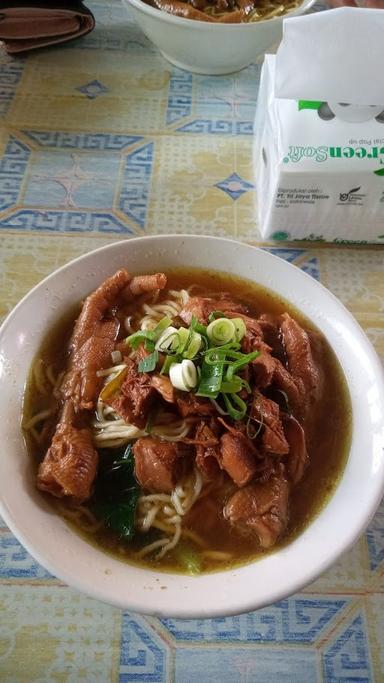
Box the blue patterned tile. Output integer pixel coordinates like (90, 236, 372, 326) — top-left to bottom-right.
(176, 120, 253, 135)
(264, 248, 308, 264)
(119, 142, 154, 229)
(175, 646, 318, 683)
(194, 69, 259, 124)
(23, 131, 142, 151)
(0, 131, 152, 232)
(120, 614, 168, 682)
(323, 613, 372, 683)
(0, 58, 24, 117)
(0, 136, 30, 211)
(161, 598, 348, 645)
(0, 534, 52, 579)
(76, 79, 109, 100)
(166, 70, 193, 126)
(264, 248, 321, 281)
(215, 173, 254, 200)
(24, 151, 119, 210)
(0, 209, 134, 233)
(366, 498, 384, 572)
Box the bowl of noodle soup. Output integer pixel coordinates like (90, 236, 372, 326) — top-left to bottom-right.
(123, 0, 316, 74)
(0, 235, 383, 617)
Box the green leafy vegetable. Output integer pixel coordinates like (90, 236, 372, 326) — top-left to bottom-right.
(93, 444, 140, 540)
(138, 350, 159, 373)
(174, 542, 202, 575)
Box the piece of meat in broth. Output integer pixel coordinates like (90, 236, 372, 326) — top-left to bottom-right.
(133, 436, 187, 493)
(251, 350, 276, 388)
(273, 360, 302, 415)
(105, 358, 156, 429)
(151, 375, 175, 404)
(258, 313, 288, 366)
(280, 313, 322, 408)
(283, 414, 308, 485)
(194, 420, 221, 480)
(252, 391, 289, 456)
(37, 402, 98, 501)
(179, 296, 247, 326)
(124, 273, 167, 298)
(177, 393, 217, 418)
(224, 465, 289, 549)
(219, 431, 259, 487)
(61, 269, 131, 411)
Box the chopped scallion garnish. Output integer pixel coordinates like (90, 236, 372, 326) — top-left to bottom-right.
(207, 317, 236, 346)
(223, 392, 248, 420)
(207, 310, 226, 323)
(196, 359, 223, 398)
(226, 351, 260, 381)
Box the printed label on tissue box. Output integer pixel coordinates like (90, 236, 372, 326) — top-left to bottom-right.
(254, 8, 384, 244)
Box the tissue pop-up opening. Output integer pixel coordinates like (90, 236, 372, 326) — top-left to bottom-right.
(274, 8, 384, 106)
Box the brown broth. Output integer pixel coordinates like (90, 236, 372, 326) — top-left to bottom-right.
(23, 268, 352, 574)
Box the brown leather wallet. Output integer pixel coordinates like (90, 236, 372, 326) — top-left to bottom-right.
(0, 1, 95, 53)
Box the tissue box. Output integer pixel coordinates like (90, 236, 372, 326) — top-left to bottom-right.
(254, 8, 384, 245)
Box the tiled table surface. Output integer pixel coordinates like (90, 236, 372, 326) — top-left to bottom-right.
(0, 1, 383, 681)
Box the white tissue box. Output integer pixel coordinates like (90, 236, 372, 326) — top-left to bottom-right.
(254, 8, 384, 245)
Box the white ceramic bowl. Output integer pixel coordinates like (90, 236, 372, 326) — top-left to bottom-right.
(123, 0, 316, 75)
(0, 235, 383, 618)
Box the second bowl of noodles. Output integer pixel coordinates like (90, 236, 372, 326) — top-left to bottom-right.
(123, 0, 316, 74)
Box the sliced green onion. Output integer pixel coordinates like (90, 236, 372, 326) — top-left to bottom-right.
(220, 379, 243, 394)
(169, 360, 197, 392)
(276, 389, 290, 413)
(138, 350, 158, 373)
(246, 414, 264, 439)
(231, 317, 247, 342)
(208, 310, 226, 323)
(196, 359, 223, 398)
(160, 354, 178, 375)
(126, 329, 155, 350)
(153, 316, 173, 336)
(144, 338, 155, 352)
(155, 326, 178, 351)
(182, 331, 202, 359)
(190, 316, 208, 336)
(223, 393, 248, 420)
(175, 327, 189, 353)
(201, 348, 227, 366)
(202, 346, 244, 366)
(207, 317, 236, 346)
(226, 351, 260, 381)
(209, 397, 228, 416)
(127, 318, 172, 351)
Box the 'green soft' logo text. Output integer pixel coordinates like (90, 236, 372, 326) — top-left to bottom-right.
(287, 146, 384, 163)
